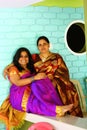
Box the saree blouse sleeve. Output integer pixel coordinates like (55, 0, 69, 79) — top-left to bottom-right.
(32, 53, 39, 64)
(54, 54, 70, 83)
(9, 66, 19, 77)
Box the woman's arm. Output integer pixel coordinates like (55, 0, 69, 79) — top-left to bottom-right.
(9, 67, 46, 86)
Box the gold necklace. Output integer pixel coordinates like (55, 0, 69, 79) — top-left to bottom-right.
(41, 57, 46, 62)
(40, 52, 51, 62)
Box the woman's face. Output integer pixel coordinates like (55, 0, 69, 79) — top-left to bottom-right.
(18, 51, 29, 68)
(37, 39, 50, 54)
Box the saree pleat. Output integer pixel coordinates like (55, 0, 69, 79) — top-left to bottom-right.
(27, 77, 63, 116)
(0, 96, 25, 130)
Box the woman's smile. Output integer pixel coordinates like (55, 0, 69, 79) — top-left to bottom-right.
(18, 51, 29, 67)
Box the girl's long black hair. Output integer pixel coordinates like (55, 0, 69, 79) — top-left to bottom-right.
(13, 47, 36, 74)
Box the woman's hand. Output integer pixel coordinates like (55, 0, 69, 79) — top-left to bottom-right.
(3, 66, 10, 79)
(3, 68, 9, 79)
(34, 73, 47, 80)
(3, 63, 14, 79)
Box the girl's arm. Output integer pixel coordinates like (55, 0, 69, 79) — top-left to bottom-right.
(9, 67, 46, 86)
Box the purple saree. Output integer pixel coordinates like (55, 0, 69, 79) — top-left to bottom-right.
(0, 66, 63, 129)
(10, 72, 63, 116)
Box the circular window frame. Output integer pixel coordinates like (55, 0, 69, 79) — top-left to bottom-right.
(65, 20, 86, 56)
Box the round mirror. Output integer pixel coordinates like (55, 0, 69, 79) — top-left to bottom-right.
(65, 20, 86, 55)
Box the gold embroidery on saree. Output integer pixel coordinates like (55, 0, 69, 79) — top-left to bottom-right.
(21, 87, 31, 112)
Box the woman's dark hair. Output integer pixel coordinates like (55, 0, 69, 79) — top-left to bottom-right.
(37, 36, 50, 46)
(13, 47, 36, 74)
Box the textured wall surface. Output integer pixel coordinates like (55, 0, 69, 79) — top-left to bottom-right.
(0, 6, 87, 129)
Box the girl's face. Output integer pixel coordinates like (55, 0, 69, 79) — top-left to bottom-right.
(37, 39, 50, 54)
(18, 51, 29, 68)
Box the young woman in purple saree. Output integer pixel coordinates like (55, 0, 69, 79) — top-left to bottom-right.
(10, 68, 63, 116)
(0, 47, 73, 130)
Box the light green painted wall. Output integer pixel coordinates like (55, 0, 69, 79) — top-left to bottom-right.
(84, 0, 87, 55)
(33, 0, 83, 7)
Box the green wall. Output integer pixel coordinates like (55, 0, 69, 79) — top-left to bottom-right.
(33, 0, 83, 7)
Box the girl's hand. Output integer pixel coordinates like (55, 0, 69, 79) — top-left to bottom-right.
(34, 73, 47, 80)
